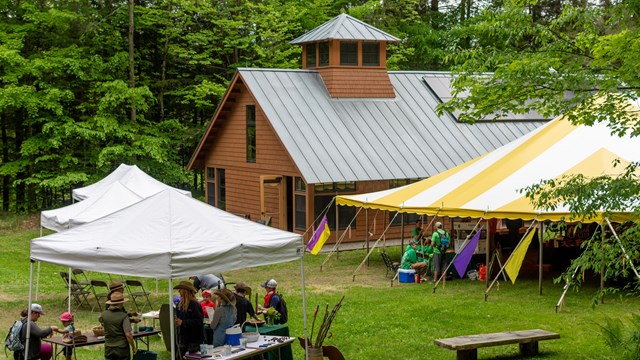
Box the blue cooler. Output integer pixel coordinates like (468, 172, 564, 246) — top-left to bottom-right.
(399, 269, 416, 283)
(225, 325, 242, 345)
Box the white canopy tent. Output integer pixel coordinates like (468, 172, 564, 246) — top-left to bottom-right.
(72, 164, 191, 201)
(41, 181, 143, 232)
(29, 189, 307, 359)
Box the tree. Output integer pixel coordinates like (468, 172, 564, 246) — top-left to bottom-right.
(442, 0, 640, 297)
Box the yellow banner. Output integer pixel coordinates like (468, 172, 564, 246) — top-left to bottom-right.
(504, 228, 537, 284)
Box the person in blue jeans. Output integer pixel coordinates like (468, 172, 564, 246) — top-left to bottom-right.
(210, 288, 237, 346)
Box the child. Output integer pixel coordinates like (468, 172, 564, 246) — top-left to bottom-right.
(200, 290, 215, 319)
(55, 312, 75, 360)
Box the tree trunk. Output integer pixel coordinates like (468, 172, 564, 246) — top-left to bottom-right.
(129, 0, 136, 123)
(1, 115, 9, 211)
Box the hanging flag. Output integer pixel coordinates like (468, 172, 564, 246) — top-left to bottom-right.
(307, 215, 331, 255)
(504, 228, 537, 284)
(453, 226, 484, 278)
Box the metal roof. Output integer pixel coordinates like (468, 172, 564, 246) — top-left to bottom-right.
(290, 14, 400, 45)
(422, 73, 547, 121)
(238, 69, 547, 184)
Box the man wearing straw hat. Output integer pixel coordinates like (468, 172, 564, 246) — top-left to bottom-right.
(102, 292, 136, 360)
(106, 280, 141, 324)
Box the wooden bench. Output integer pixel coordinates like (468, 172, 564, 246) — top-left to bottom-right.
(434, 329, 560, 360)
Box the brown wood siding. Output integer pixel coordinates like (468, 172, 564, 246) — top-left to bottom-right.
(203, 81, 301, 227)
(318, 67, 396, 98)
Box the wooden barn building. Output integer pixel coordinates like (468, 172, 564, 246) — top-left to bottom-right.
(188, 14, 547, 245)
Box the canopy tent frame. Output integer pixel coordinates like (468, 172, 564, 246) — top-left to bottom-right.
(484, 218, 539, 301)
(432, 215, 485, 292)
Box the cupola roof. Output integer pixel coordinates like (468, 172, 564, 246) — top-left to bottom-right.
(290, 13, 400, 45)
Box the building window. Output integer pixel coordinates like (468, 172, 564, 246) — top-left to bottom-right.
(389, 178, 423, 225)
(306, 43, 317, 68)
(217, 168, 226, 210)
(340, 42, 358, 66)
(246, 105, 256, 163)
(362, 42, 380, 66)
(294, 177, 306, 231)
(206, 167, 215, 206)
(319, 42, 329, 66)
(314, 182, 356, 193)
(314, 195, 356, 230)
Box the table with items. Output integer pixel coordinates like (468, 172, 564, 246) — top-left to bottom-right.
(43, 329, 160, 360)
(185, 335, 294, 360)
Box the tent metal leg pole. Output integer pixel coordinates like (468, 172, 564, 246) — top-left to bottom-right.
(433, 217, 484, 293)
(68, 266, 72, 312)
(25, 260, 35, 358)
(352, 211, 400, 280)
(366, 208, 370, 266)
(301, 251, 309, 360)
(169, 279, 175, 360)
(605, 218, 640, 280)
(539, 222, 543, 296)
(484, 219, 538, 301)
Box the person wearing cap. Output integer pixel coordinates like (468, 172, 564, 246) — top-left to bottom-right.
(102, 292, 136, 359)
(210, 288, 237, 346)
(200, 290, 215, 319)
(189, 274, 224, 291)
(19, 304, 58, 360)
(54, 312, 75, 360)
(257, 279, 283, 323)
(431, 221, 449, 283)
(173, 281, 203, 356)
(233, 282, 258, 326)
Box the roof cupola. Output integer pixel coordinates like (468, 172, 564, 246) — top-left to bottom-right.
(290, 14, 400, 98)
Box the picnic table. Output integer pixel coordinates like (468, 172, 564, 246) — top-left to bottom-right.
(44, 329, 160, 360)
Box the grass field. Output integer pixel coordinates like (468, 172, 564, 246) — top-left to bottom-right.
(0, 216, 636, 359)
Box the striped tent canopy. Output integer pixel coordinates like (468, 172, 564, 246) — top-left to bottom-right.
(336, 106, 640, 221)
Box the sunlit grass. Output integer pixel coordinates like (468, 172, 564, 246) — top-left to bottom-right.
(0, 223, 635, 359)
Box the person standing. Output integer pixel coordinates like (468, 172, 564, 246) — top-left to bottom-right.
(232, 282, 258, 326)
(257, 279, 286, 324)
(173, 281, 203, 356)
(210, 289, 237, 346)
(431, 221, 450, 282)
(200, 290, 215, 319)
(102, 293, 136, 360)
(106, 281, 140, 324)
(412, 218, 424, 243)
(19, 304, 58, 360)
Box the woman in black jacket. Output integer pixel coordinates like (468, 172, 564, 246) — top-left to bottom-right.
(173, 281, 203, 357)
(19, 304, 58, 360)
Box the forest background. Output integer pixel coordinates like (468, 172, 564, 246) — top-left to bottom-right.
(0, 0, 634, 213)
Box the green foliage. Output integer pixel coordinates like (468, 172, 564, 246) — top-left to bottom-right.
(598, 314, 640, 360)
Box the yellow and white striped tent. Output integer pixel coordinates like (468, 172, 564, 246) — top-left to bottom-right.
(336, 109, 640, 221)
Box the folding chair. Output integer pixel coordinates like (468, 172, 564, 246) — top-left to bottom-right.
(125, 279, 152, 312)
(59, 272, 91, 310)
(71, 269, 91, 290)
(89, 280, 110, 312)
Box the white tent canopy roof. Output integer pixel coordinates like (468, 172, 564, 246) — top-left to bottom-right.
(41, 181, 143, 232)
(72, 164, 191, 201)
(32, 189, 303, 278)
(337, 107, 640, 221)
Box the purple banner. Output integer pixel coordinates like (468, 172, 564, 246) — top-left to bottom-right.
(453, 226, 483, 278)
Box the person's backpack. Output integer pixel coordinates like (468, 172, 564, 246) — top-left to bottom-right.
(274, 293, 288, 324)
(438, 230, 450, 253)
(4, 319, 24, 353)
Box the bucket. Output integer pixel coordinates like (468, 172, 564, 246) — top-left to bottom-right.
(307, 347, 323, 360)
(414, 274, 421, 283)
(225, 325, 242, 346)
(398, 269, 416, 283)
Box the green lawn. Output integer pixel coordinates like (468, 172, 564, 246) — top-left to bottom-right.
(0, 221, 635, 359)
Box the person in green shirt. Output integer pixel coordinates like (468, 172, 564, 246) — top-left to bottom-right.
(431, 221, 450, 283)
(401, 241, 427, 278)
